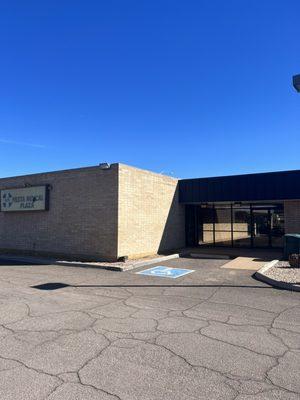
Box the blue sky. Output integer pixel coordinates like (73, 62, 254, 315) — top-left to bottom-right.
(0, 1, 299, 179)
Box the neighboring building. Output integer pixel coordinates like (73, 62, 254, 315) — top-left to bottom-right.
(0, 163, 300, 261)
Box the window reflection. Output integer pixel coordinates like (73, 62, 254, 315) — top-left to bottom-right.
(198, 203, 284, 248)
(232, 206, 251, 247)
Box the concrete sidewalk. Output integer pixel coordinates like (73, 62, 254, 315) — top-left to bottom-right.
(183, 246, 283, 260)
(221, 256, 267, 271)
(0, 252, 180, 271)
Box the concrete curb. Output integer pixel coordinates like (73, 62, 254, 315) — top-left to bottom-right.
(0, 253, 180, 272)
(254, 260, 300, 292)
(118, 253, 180, 271)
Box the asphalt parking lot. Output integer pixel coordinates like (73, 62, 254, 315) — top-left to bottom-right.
(0, 256, 299, 399)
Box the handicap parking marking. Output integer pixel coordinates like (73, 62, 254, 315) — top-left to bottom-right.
(137, 266, 194, 279)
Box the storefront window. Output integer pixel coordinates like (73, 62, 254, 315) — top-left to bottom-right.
(197, 203, 284, 248)
(232, 206, 251, 247)
(199, 207, 214, 244)
(214, 207, 232, 246)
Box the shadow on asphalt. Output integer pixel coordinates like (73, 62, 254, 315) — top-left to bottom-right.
(0, 258, 45, 266)
(31, 282, 273, 291)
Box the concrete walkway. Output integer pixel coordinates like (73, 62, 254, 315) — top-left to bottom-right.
(221, 256, 267, 271)
(185, 246, 283, 261)
(0, 256, 299, 399)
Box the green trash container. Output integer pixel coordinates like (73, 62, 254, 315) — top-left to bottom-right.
(284, 234, 300, 260)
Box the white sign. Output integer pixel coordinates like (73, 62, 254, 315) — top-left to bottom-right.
(1, 186, 48, 212)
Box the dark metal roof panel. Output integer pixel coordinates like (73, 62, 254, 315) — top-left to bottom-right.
(179, 170, 300, 203)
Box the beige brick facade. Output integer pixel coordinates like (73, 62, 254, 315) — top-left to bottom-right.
(117, 164, 185, 259)
(2, 164, 300, 261)
(284, 200, 300, 234)
(0, 166, 119, 261)
(0, 163, 186, 261)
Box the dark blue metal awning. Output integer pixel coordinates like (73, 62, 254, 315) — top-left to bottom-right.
(179, 170, 300, 203)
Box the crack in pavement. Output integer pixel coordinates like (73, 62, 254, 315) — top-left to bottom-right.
(0, 259, 299, 399)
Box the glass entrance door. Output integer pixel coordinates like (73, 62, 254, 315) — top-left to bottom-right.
(270, 208, 285, 248)
(252, 206, 285, 248)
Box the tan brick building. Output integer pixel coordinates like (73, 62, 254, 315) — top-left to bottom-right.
(0, 164, 300, 260)
(0, 163, 185, 261)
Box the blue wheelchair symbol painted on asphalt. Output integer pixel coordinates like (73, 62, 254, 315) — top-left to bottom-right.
(137, 266, 194, 279)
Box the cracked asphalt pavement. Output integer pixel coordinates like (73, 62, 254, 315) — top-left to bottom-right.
(0, 256, 299, 399)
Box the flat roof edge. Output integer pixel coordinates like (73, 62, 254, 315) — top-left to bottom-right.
(180, 168, 300, 182)
(0, 163, 119, 181)
(118, 162, 179, 180)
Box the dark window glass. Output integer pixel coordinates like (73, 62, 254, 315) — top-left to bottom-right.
(214, 207, 232, 246)
(196, 203, 284, 248)
(232, 207, 251, 247)
(199, 207, 214, 244)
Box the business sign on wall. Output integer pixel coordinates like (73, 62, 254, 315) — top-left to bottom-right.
(0, 186, 49, 212)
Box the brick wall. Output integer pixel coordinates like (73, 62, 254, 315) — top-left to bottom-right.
(117, 164, 185, 259)
(284, 200, 300, 234)
(0, 165, 119, 260)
